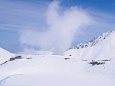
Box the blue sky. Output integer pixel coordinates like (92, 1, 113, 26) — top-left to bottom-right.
(0, 0, 115, 53)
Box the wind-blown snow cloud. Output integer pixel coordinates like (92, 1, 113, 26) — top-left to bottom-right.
(20, 1, 91, 55)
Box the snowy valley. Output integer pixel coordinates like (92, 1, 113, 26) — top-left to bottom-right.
(0, 31, 115, 86)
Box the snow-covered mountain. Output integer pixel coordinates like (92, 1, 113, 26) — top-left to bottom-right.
(71, 31, 113, 49)
(0, 47, 15, 64)
(66, 31, 115, 60)
(0, 31, 115, 86)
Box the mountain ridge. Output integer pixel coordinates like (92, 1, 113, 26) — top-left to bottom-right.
(71, 31, 114, 49)
(65, 30, 115, 60)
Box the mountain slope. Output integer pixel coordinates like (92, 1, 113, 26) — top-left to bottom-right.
(65, 31, 115, 60)
(0, 47, 15, 64)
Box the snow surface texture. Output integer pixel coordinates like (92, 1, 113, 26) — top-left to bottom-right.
(0, 31, 115, 86)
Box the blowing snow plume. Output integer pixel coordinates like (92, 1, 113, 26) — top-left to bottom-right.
(20, 1, 91, 55)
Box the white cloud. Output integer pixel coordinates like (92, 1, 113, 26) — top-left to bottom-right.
(20, 1, 92, 55)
